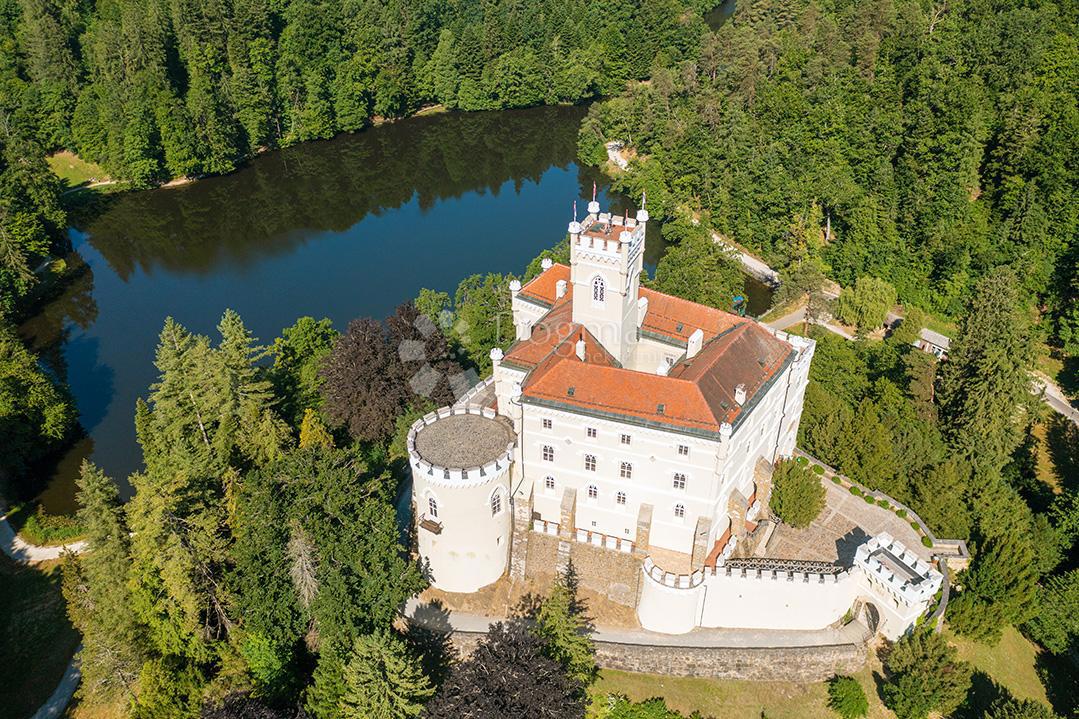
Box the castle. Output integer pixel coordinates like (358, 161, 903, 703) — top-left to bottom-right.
(407, 199, 941, 639)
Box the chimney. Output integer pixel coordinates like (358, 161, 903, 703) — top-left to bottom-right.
(575, 338, 586, 361)
(687, 328, 704, 359)
(734, 384, 747, 405)
(556, 279, 567, 299)
(541, 258, 553, 271)
(637, 296, 649, 327)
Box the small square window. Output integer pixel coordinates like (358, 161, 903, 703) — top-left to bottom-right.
(624, 528, 630, 535)
(678, 444, 689, 457)
(621, 433, 631, 445)
(591, 520, 597, 527)
(587, 427, 597, 438)
(543, 418, 552, 430)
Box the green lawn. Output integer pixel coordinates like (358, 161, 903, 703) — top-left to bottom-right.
(589, 663, 894, 719)
(46, 151, 109, 188)
(948, 626, 1051, 707)
(0, 555, 80, 719)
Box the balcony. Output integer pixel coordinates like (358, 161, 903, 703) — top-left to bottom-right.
(418, 514, 443, 535)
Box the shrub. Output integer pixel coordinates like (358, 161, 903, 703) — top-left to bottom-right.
(796, 456, 809, 466)
(19, 505, 85, 545)
(863, 495, 875, 504)
(849, 486, 862, 496)
(827, 675, 868, 719)
(812, 464, 825, 475)
(770, 459, 826, 529)
(877, 499, 890, 508)
(911, 521, 921, 532)
(921, 536, 933, 548)
(831, 476, 842, 484)
(896, 509, 907, 518)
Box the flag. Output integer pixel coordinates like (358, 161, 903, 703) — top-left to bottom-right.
(572, 200, 577, 221)
(641, 190, 647, 209)
(592, 181, 597, 202)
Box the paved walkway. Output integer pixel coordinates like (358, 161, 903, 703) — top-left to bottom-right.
(711, 232, 781, 286)
(0, 512, 87, 564)
(31, 648, 81, 719)
(405, 598, 867, 648)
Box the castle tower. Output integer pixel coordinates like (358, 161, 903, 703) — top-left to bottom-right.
(568, 199, 648, 364)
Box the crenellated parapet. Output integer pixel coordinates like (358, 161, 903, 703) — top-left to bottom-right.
(407, 405, 515, 489)
(854, 532, 942, 607)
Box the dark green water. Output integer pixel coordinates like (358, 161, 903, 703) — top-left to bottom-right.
(21, 104, 770, 513)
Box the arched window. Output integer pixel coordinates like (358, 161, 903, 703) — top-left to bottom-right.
(673, 503, 685, 519)
(673, 473, 686, 490)
(428, 496, 438, 518)
(491, 492, 502, 516)
(620, 462, 633, 479)
(584, 454, 597, 471)
(542, 445, 554, 462)
(592, 276, 605, 303)
(544, 476, 555, 492)
(616, 491, 627, 505)
(587, 485, 598, 500)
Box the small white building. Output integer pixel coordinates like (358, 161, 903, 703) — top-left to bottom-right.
(408, 200, 939, 639)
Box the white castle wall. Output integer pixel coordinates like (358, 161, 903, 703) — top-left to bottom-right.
(409, 406, 515, 594)
(638, 534, 941, 639)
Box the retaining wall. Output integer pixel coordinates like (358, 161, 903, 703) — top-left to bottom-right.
(447, 631, 865, 682)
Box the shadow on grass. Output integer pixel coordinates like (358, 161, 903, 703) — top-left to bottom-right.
(1036, 650, 1079, 717)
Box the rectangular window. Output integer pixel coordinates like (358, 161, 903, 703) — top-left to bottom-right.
(678, 444, 689, 457)
(621, 433, 631, 445)
(543, 418, 552, 430)
(542, 445, 554, 462)
(620, 462, 632, 479)
(587, 427, 597, 438)
(673, 473, 686, 490)
(584, 455, 596, 471)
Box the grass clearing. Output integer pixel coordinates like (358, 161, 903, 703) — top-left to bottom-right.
(589, 660, 895, 719)
(46, 151, 109, 188)
(948, 625, 1050, 707)
(0, 555, 79, 719)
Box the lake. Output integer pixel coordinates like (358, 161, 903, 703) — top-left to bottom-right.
(21, 104, 771, 513)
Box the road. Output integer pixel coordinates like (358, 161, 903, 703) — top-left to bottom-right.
(0, 511, 87, 564)
(711, 232, 781, 286)
(31, 649, 81, 719)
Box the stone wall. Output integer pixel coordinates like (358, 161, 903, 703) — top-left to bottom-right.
(525, 530, 642, 607)
(447, 632, 865, 682)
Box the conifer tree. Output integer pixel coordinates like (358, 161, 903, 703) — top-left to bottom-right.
(882, 630, 972, 719)
(339, 630, 434, 719)
(62, 461, 147, 703)
(939, 268, 1035, 472)
(299, 408, 334, 449)
(948, 533, 1039, 644)
(534, 564, 596, 689)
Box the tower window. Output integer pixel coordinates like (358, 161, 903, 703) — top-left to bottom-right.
(592, 276, 605, 303)
(584, 454, 596, 471)
(673, 473, 686, 490)
(678, 444, 689, 457)
(543, 418, 552, 430)
(620, 462, 633, 479)
(542, 445, 554, 462)
(491, 493, 502, 516)
(428, 497, 438, 518)
(587, 485, 598, 500)
(544, 476, 555, 492)
(621, 433, 631, 445)
(587, 427, 597, 438)
(674, 503, 685, 519)
(616, 491, 627, 505)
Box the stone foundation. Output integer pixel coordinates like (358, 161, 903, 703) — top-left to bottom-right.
(524, 530, 642, 608)
(447, 632, 865, 682)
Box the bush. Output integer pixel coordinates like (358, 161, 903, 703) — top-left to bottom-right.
(849, 486, 862, 496)
(863, 494, 876, 504)
(812, 464, 825, 475)
(921, 536, 933, 548)
(771, 459, 826, 529)
(877, 499, 890, 508)
(19, 505, 85, 545)
(896, 509, 907, 519)
(831, 476, 842, 484)
(911, 521, 921, 532)
(827, 675, 868, 719)
(795, 456, 809, 466)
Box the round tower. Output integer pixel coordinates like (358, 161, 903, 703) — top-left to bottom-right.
(408, 405, 516, 593)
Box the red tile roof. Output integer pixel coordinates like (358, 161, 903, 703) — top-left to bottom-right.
(511, 265, 796, 435)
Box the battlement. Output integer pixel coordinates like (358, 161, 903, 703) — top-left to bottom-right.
(853, 533, 942, 605)
(643, 555, 852, 592)
(408, 405, 515, 488)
